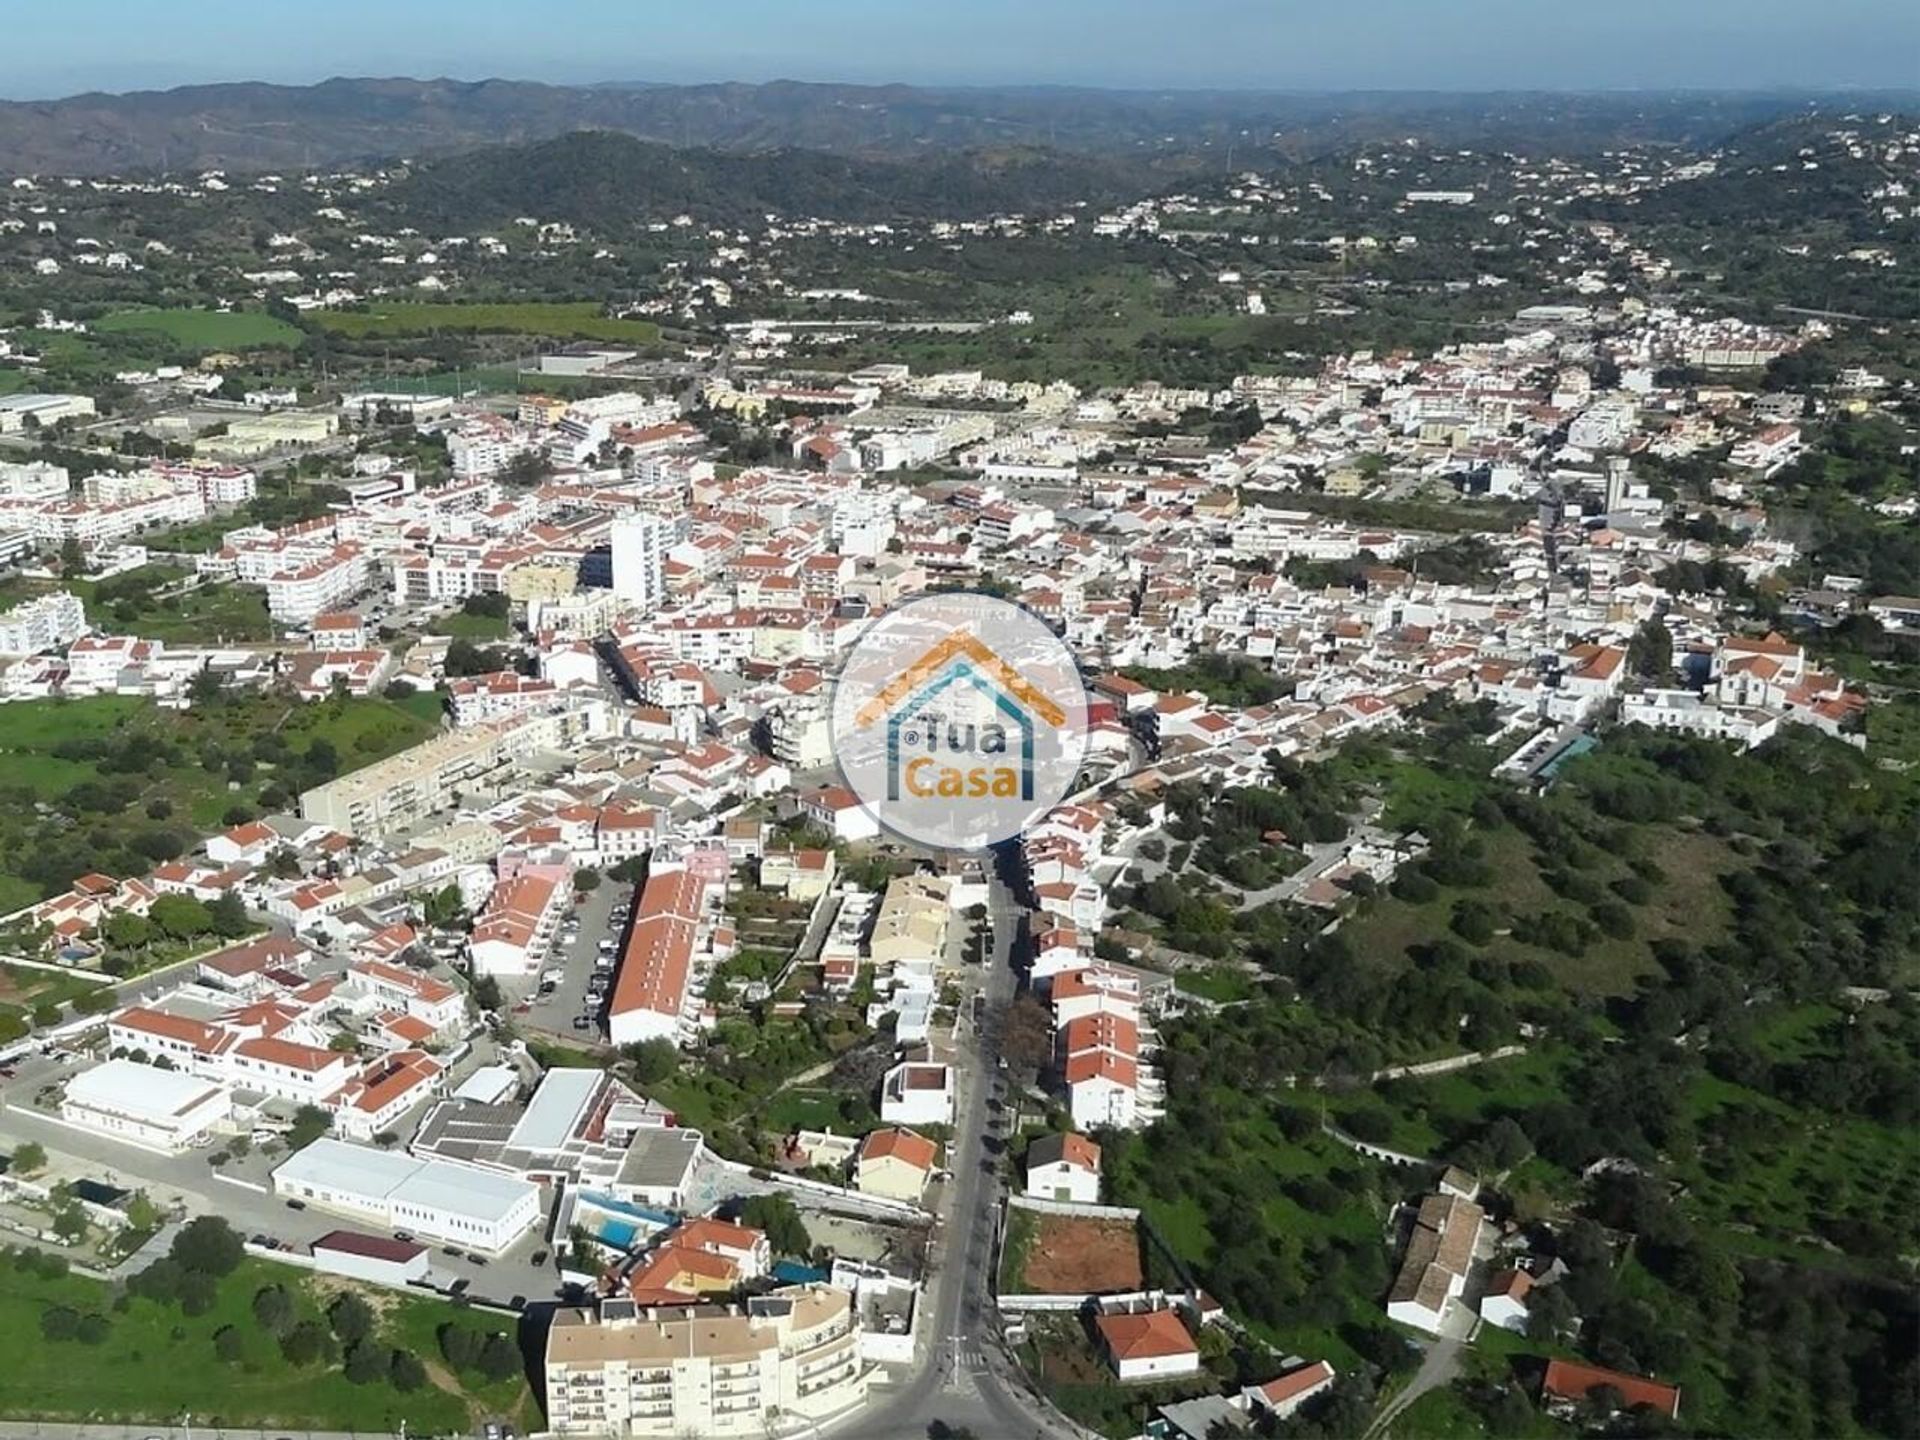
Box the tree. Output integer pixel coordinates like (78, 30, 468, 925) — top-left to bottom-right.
(329, 1292, 375, 1346)
(738, 1193, 812, 1259)
(178, 1268, 218, 1316)
(11, 1141, 46, 1175)
(213, 1325, 246, 1362)
(287, 1104, 332, 1150)
(170, 1215, 243, 1276)
(438, 1322, 481, 1370)
(129, 1257, 184, 1304)
(253, 1283, 296, 1337)
(103, 910, 155, 951)
(478, 1331, 522, 1382)
(75, 1312, 110, 1344)
(623, 1038, 680, 1085)
(40, 1305, 80, 1341)
(51, 1205, 88, 1244)
(390, 1348, 427, 1392)
(343, 1339, 387, 1384)
(1000, 993, 1053, 1076)
(208, 891, 252, 938)
(1627, 618, 1673, 681)
(574, 868, 602, 894)
(149, 894, 213, 942)
(280, 1319, 328, 1366)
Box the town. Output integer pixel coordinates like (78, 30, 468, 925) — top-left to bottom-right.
(0, 63, 1914, 1440)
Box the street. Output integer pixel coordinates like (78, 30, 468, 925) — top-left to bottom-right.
(829, 856, 1089, 1440)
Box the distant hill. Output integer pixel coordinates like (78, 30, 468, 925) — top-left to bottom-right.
(0, 76, 1915, 176)
(383, 131, 1139, 226)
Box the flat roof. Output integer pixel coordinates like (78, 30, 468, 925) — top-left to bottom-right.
(274, 1137, 538, 1226)
(617, 1127, 702, 1191)
(312, 1229, 427, 1263)
(508, 1068, 602, 1154)
(453, 1065, 520, 1105)
(65, 1059, 225, 1122)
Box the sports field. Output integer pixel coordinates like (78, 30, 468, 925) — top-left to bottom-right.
(313, 301, 660, 343)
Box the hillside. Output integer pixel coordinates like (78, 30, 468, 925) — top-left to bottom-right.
(1, 76, 1917, 176)
(382, 130, 1140, 226)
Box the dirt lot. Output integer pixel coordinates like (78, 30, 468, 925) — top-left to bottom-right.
(1020, 1213, 1142, 1294)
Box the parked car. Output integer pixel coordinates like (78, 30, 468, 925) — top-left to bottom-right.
(571, 1016, 591, 1031)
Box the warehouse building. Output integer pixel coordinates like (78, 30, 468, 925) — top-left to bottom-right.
(271, 1137, 543, 1253)
(60, 1059, 230, 1153)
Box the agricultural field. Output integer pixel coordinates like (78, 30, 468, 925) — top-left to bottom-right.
(313, 301, 660, 344)
(94, 307, 304, 351)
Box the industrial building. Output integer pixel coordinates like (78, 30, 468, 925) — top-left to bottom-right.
(60, 1058, 229, 1153)
(271, 1137, 543, 1253)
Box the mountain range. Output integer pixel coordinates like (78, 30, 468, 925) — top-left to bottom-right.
(2, 76, 1916, 175)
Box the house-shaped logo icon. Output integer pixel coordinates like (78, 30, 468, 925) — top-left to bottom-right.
(830, 593, 1088, 850)
(854, 632, 1068, 802)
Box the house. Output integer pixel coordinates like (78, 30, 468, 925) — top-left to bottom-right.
(1244, 1360, 1338, 1420)
(854, 1126, 939, 1202)
(669, 1216, 771, 1280)
(759, 847, 837, 902)
(1024, 1131, 1102, 1203)
(879, 1060, 955, 1127)
(344, 959, 465, 1033)
(798, 785, 880, 843)
(1540, 1359, 1681, 1422)
(1065, 1050, 1139, 1130)
(207, 820, 279, 867)
(1385, 1192, 1485, 1336)
(1479, 1268, 1533, 1333)
(1094, 1306, 1200, 1382)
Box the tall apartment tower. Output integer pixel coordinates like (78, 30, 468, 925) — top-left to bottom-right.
(610, 512, 667, 612)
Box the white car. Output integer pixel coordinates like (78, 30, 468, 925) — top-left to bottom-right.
(542, 967, 567, 984)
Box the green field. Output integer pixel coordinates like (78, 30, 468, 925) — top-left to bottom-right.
(0, 1250, 534, 1430)
(95, 308, 304, 350)
(429, 610, 512, 640)
(314, 302, 660, 344)
(0, 693, 439, 903)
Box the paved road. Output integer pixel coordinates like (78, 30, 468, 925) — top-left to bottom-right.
(829, 856, 1091, 1440)
(512, 877, 622, 1044)
(1364, 1336, 1464, 1439)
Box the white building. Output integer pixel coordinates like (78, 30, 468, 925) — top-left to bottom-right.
(1385, 1192, 1486, 1336)
(1094, 1305, 1200, 1382)
(612, 513, 669, 612)
(271, 1137, 542, 1253)
(60, 1059, 229, 1153)
(0, 590, 86, 655)
(468, 863, 573, 977)
(1024, 1131, 1102, 1203)
(544, 1287, 874, 1437)
(879, 1060, 955, 1127)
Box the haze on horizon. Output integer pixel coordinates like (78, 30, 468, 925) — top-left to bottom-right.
(4, 0, 1916, 101)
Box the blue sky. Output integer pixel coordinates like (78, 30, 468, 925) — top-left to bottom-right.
(5, 0, 1916, 98)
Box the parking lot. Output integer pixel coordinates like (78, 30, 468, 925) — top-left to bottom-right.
(511, 877, 628, 1043)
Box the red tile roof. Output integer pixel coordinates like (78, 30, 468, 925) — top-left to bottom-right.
(1096, 1308, 1195, 1362)
(1542, 1360, 1681, 1420)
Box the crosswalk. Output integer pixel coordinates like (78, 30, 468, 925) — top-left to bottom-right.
(941, 1336, 991, 1390)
